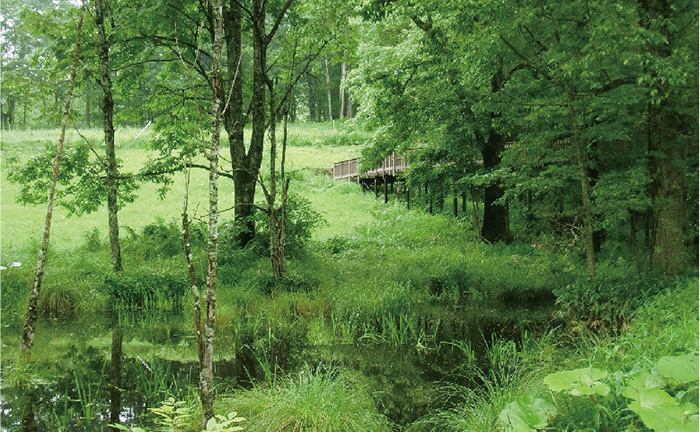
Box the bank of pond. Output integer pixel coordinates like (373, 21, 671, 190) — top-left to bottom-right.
(2, 276, 697, 431)
(1, 211, 697, 431)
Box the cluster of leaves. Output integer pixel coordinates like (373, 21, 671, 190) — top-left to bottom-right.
(6, 141, 138, 215)
(112, 397, 245, 432)
(219, 192, 326, 263)
(553, 258, 661, 334)
(499, 355, 699, 432)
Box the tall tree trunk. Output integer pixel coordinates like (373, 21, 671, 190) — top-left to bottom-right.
(568, 90, 597, 279)
(96, 0, 122, 273)
(200, 0, 224, 426)
(324, 58, 333, 124)
(223, 0, 254, 247)
(305, 72, 317, 121)
(20, 3, 85, 359)
(346, 93, 353, 119)
(339, 62, 346, 119)
(481, 66, 511, 243)
(639, 0, 688, 275)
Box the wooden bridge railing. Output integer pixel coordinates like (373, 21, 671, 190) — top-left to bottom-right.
(333, 153, 409, 181)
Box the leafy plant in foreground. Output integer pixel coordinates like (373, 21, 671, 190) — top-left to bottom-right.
(498, 354, 699, 432)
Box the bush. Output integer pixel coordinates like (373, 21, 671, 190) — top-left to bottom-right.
(553, 258, 662, 334)
(251, 270, 320, 296)
(219, 193, 326, 262)
(123, 219, 208, 261)
(104, 269, 188, 310)
(230, 366, 390, 432)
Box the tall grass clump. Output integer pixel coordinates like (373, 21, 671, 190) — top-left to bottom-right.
(413, 337, 548, 432)
(228, 366, 390, 432)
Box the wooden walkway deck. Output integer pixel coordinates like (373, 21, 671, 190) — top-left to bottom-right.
(333, 153, 410, 181)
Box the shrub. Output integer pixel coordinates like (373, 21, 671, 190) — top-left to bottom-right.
(230, 366, 390, 432)
(219, 193, 326, 261)
(553, 258, 661, 334)
(123, 219, 208, 261)
(104, 269, 188, 310)
(251, 270, 320, 296)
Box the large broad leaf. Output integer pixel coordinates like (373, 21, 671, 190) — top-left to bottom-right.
(624, 385, 699, 432)
(544, 367, 610, 396)
(497, 396, 557, 432)
(656, 355, 699, 384)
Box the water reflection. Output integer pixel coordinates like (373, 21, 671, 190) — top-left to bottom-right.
(1, 300, 555, 430)
(109, 312, 122, 431)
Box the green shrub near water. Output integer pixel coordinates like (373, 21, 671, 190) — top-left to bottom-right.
(104, 269, 188, 310)
(226, 366, 391, 432)
(425, 277, 699, 432)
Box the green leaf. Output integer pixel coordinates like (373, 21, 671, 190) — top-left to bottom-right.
(497, 396, 557, 432)
(544, 367, 610, 396)
(624, 385, 699, 432)
(656, 355, 699, 384)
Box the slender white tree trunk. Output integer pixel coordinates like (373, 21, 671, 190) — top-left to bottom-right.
(21, 2, 85, 358)
(339, 62, 346, 119)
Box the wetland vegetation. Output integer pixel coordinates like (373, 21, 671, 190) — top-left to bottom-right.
(1, 0, 698, 431)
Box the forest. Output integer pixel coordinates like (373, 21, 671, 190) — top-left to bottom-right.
(1, 0, 698, 431)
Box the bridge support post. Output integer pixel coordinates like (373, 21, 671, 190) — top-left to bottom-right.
(406, 186, 410, 210)
(453, 195, 458, 217)
(373, 178, 378, 198)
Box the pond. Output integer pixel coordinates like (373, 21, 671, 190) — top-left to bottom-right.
(1, 299, 555, 431)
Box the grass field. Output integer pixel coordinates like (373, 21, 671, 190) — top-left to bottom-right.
(1, 123, 371, 262)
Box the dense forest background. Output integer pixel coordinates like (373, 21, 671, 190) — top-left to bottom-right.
(1, 0, 698, 431)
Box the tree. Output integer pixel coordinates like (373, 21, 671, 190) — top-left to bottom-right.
(95, 0, 123, 272)
(637, 0, 698, 275)
(20, 0, 85, 359)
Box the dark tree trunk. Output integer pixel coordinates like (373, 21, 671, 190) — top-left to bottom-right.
(223, 0, 254, 247)
(96, 0, 122, 273)
(305, 72, 317, 121)
(568, 90, 597, 279)
(480, 66, 511, 243)
(639, 0, 689, 275)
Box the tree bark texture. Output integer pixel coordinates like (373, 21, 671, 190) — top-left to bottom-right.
(223, 0, 254, 248)
(339, 62, 346, 119)
(21, 2, 85, 359)
(95, 0, 122, 273)
(200, 0, 224, 426)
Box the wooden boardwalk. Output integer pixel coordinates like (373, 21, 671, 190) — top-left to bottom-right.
(333, 153, 410, 181)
